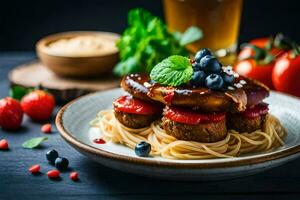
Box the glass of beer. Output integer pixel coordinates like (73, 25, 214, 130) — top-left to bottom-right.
(163, 0, 243, 64)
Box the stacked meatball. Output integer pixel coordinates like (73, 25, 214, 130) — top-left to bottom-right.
(114, 49, 270, 143)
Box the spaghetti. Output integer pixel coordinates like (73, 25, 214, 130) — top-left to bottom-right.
(90, 110, 286, 159)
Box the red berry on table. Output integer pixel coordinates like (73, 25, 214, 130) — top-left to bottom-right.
(47, 169, 60, 179)
(29, 164, 40, 174)
(0, 97, 23, 131)
(21, 90, 55, 122)
(0, 139, 9, 150)
(41, 123, 52, 133)
(70, 172, 79, 181)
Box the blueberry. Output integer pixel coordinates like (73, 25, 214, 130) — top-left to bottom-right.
(46, 149, 59, 164)
(205, 74, 224, 90)
(190, 71, 206, 86)
(135, 141, 151, 157)
(192, 62, 201, 71)
(195, 48, 212, 63)
(55, 157, 69, 171)
(199, 55, 221, 73)
(222, 73, 235, 85)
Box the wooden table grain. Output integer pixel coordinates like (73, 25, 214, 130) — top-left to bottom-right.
(1, 52, 300, 200)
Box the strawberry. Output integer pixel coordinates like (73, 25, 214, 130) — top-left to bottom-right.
(0, 97, 23, 130)
(21, 90, 55, 122)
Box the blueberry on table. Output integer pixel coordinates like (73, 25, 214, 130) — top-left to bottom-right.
(206, 74, 224, 90)
(135, 141, 151, 157)
(55, 157, 69, 171)
(195, 48, 212, 63)
(190, 71, 206, 86)
(46, 149, 59, 164)
(199, 55, 221, 73)
(222, 73, 235, 85)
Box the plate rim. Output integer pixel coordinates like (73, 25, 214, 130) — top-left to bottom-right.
(56, 89, 300, 169)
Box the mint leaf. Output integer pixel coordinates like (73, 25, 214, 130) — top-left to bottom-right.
(22, 137, 48, 149)
(180, 26, 203, 46)
(150, 55, 193, 86)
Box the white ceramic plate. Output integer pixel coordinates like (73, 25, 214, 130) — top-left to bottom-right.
(56, 88, 300, 180)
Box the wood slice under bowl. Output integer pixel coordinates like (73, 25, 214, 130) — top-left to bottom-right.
(9, 61, 120, 104)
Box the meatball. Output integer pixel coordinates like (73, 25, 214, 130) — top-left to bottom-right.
(227, 113, 266, 133)
(161, 117, 227, 143)
(114, 111, 160, 129)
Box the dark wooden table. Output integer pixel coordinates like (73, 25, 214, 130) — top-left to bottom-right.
(1, 52, 300, 200)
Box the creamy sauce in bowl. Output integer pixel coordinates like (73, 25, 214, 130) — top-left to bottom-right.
(45, 34, 118, 57)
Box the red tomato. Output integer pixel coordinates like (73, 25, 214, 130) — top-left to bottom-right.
(250, 37, 269, 48)
(163, 106, 225, 125)
(272, 53, 300, 97)
(238, 37, 286, 61)
(113, 95, 161, 115)
(238, 38, 269, 60)
(234, 59, 274, 89)
(243, 103, 269, 119)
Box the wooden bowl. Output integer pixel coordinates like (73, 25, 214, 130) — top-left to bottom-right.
(36, 31, 120, 78)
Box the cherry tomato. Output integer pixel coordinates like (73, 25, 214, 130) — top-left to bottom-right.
(163, 106, 225, 125)
(251, 37, 286, 57)
(238, 37, 286, 61)
(238, 38, 269, 61)
(234, 59, 274, 89)
(272, 53, 300, 97)
(250, 37, 269, 48)
(113, 95, 161, 115)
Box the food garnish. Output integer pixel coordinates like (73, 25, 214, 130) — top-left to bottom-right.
(47, 169, 60, 179)
(41, 123, 52, 134)
(22, 137, 48, 149)
(150, 49, 237, 90)
(29, 164, 41, 174)
(46, 149, 59, 164)
(150, 55, 193, 86)
(114, 8, 202, 76)
(54, 157, 69, 171)
(70, 172, 79, 181)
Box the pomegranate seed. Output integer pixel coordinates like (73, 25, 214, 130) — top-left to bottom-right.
(29, 165, 40, 174)
(41, 124, 52, 133)
(0, 139, 9, 150)
(47, 169, 60, 179)
(70, 172, 79, 181)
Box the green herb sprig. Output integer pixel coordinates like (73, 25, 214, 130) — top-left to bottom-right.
(114, 8, 202, 76)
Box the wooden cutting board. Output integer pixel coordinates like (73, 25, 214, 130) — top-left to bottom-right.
(9, 61, 120, 104)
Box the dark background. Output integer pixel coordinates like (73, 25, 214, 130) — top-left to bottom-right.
(0, 0, 299, 51)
